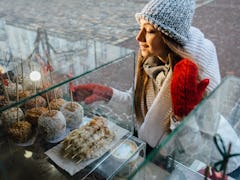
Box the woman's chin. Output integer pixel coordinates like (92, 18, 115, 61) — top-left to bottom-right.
(140, 52, 150, 59)
(140, 50, 154, 59)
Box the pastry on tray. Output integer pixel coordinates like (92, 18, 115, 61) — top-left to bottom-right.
(61, 116, 115, 163)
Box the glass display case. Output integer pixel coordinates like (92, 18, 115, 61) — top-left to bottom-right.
(129, 76, 240, 180)
(0, 20, 146, 179)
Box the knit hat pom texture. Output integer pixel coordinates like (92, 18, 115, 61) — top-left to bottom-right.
(135, 0, 195, 45)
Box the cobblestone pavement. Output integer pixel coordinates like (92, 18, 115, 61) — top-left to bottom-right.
(194, 0, 240, 78)
(0, 0, 239, 78)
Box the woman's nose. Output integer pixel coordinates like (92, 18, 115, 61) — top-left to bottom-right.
(136, 29, 145, 42)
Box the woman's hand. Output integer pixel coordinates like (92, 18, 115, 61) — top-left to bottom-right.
(72, 83, 113, 104)
(171, 59, 209, 119)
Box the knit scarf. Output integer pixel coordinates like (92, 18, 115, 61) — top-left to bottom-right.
(143, 56, 171, 110)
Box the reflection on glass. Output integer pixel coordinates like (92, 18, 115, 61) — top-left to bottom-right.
(0, 20, 132, 72)
(0, 20, 134, 112)
(129, 76, 240, 180)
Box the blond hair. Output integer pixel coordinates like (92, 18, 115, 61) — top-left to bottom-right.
(134, 33, 194, 124)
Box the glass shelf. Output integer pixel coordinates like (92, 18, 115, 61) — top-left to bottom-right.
(129, 76, 240, 180)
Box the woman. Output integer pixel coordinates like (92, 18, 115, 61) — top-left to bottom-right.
(73, 0, 221, 148)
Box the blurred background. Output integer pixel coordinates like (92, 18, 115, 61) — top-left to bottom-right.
(0, 0, 239, 78)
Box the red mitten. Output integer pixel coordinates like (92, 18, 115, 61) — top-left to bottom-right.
(72, 83, 113, 104)
(171, 59, 209, 118)
(198, 167, 228, 180)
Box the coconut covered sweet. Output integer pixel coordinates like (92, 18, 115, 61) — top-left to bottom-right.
(38, 110, 66, 142)
(1, 107, 24, 127)
(60, 102, 84, 130)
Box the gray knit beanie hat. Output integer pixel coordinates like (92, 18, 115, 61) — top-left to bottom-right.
(135, 0, 195, 45)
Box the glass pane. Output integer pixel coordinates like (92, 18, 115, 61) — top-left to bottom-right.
(0, 20, 146, 179)
(0, 20, 134, 112)
(129, 76, 240, 180)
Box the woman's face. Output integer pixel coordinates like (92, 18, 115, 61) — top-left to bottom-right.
(136, 19, 167, 61)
